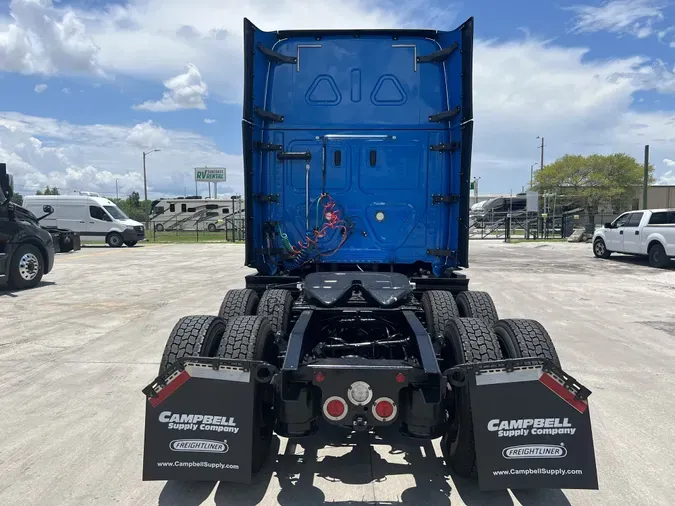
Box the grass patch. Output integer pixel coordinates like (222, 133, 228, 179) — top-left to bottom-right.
(147, 231, 243, 243)
(508, 238, 568, 244)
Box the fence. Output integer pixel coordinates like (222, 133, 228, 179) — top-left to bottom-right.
(150, 214, 245, 242)
(469, 211, 621, 240)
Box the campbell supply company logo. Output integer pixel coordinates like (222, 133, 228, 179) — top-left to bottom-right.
(487, 418, 576, 437)
(170, 439, 229, 454)
(502, 444, 567, 459)
(158, 411, 239, 434)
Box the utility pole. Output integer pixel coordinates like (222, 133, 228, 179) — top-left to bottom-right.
(115, 179, 119, 199)
(530, 162, 539, 189)
(537, 136, 545, 171)
(142, 149, 160, 228)
(643, 145, 650, 209)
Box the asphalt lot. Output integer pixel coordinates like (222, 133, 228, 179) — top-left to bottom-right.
(1, 241, 674, 506)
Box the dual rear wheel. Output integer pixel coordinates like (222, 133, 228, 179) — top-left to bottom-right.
(423, 290, 560, 477)
(159, 288, 293, 475)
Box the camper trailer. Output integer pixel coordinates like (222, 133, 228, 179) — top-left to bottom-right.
(150, 198, 245, 233)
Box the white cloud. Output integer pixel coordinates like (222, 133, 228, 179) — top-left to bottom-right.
(659, 170, 675, 184)
(0, 113, 240, 198)
(132, 63, 208, 112)
(204, 118, 216, 124)
(568, 0, 665, 38)
(73, 0, 450, 102)
(664, 159, 675, 167)
(61, 87, 70, 94)
(0, 0, 103, 76)
(34, 84, 48, 93)
(3, 0, 675, 194)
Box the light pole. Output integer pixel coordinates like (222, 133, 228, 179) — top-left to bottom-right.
(143, 149, 160, 227)
(115, 179, 119, 199)
(536, 136, 544, 171)
(472, 176, 481, 205)
(530, 162, 539, 189)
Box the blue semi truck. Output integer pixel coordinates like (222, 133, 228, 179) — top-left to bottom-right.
(143, 18, 598, 491)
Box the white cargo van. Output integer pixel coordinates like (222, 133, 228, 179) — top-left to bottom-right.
(22, 195, 145, 247)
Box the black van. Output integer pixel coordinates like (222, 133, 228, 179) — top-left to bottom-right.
(0, 163, 55, 289)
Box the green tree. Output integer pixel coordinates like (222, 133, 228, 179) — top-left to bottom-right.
(534, 153, 653, 220)
(10, 192, 23, 205)
(128, 191, 141, 208)
(36, 186, 60, 195)
(111, 193, 149, 223)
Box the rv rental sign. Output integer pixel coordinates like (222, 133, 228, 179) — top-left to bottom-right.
(194, 168, 226, 182)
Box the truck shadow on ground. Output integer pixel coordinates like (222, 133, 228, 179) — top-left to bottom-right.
(600, 255, 674, 270)
(0, 280, 56, 296)
(159, 428, 571, 506)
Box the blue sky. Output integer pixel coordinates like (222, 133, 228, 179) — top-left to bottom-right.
(1, 0, 675, 198)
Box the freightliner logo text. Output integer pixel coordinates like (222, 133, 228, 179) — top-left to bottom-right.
(159, 411, 240, 434)
(488, 418, 576, 437)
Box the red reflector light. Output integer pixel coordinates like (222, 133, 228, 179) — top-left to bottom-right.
(375, 400, 394, 419)
(326, 399, 345, 418)
(315, 371, 325, 383)
(395, 372, 406, 383)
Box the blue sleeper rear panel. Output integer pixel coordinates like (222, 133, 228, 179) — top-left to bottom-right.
(243, 20, 474, 276)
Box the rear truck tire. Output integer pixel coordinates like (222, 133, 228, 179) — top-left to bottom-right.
(456, 291, 499, 327)
(217, 316, 277, 473)
(493, 319, 561, 367)
(158, 315, 226, 375)
(7, 244, 44, 290)
(256, 289, 294, 336)
(107, 232, 123, 248)
(155, 223, 164, 232)
(593, 238, 611, 259)
(207, 223, 217, 232)
(124, 241, 137, 247)
(420, 290, 460, 340)
(440, 318, 503, 478)
(648, 242, 669, 268)
(218, 288, 259, 322)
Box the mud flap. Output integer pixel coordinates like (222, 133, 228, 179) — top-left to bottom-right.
(448, 358, 598, 491)
(142, 357, 276, 483)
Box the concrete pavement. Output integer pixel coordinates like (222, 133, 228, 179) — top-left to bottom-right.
(0, 241, 673, 505)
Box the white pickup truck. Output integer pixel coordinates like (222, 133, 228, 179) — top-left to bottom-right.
(593, 209, 675, 267)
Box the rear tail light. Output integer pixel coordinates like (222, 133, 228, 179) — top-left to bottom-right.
(323, 396, 348, 421)
(372, 397, 397, 422)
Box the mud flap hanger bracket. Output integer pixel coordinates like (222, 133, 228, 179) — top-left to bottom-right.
(142, 357, 280, 399)
(444, 357, 592, 402)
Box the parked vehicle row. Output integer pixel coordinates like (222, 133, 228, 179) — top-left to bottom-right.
(23, 195, 145, 247)
(1, 163, 55, 289)
(593, 209, 675, 267)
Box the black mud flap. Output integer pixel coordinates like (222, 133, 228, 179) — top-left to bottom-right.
(448, 358, 598, 491)
(142, 357, 276, 483)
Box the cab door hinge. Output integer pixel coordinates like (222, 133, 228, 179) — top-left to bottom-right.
(255, 106, 284, 123)
(430, 142, 460, 152)
(431, 194, 460, 205)
(255, 142, 282, 152)
(427, 249, 457, 258)
(417, 42, 458, 64)
(429, 106, 460, 123)
(257, 43, 297, 65)
(254, 193, 280, 203)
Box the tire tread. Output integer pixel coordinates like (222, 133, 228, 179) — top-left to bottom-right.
(159, 315, 225, 374)
(218, 288, 259, 322)
(456, 291, 499, 326)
